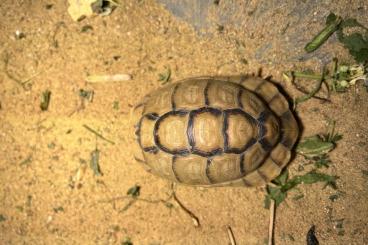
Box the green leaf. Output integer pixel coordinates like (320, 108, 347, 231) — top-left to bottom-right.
(113, 101, 119, 110)
(362, 170, 368, 177)
(314, 155, 331, 168)
(264, 195, 271, 209)
(305, 15, 342, 52)
(121, 237, 133, 245)
(164, 202, 175, 209)
(272, 169, 289, 186)
(127, 185, 140, 197)
(281, 171, 337, 192)
(79, 89, 94, 101)
(19, 155, 32, 166)
(90, 149, 103, 176)
(265, 170, 338, 207)
(326, 12, 337, 25)
(337, 25, 368, 63)
(329, 194, 339, 202)
(342, 33, 368, 51)
(292, 194, 305, 200)
(341, 18, 368, 29)
(323, 120, 343, 144)
(53, 206, 64, 213)
(266, 186, 287, 207)
(0, 214, 6, 222)
(40, 90, 51, 111)
(158, 67, 171, 84)
(329, 133, 343, 143)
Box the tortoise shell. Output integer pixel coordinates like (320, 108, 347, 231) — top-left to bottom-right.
(133, 76, 298, 187)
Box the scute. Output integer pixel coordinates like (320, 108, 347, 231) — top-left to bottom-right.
(133, 76, 299, 187)
(172, 79, 207, 110)
(225, 110, 258, 152)
(207, 154, 242, 183)
(143, 151, 177, 181)
(239, 89, 266, 119)
(206, 80, 241, 109)
(143, 84, 177, 115)
(189, 108, 224, 156)
(173, 154, 209, 185)
(260, 112, 280, 147)
(155, 111, 189, 154)
(242, 142, 266, 173)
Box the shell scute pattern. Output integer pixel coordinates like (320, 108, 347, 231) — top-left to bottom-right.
(134, 76, 299, 187)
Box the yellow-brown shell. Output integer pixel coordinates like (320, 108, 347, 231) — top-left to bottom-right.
(133, 76, 299, 187)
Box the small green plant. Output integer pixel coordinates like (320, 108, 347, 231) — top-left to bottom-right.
(53, 206, 65, 213)
(296, 121, 342, 158)
(40, 90, 51, 111)
(113, 101, 119, 110)
(158, 67, 171, 84)
(127, 185, 140, 197)
(305, 12, 368, 63)
(79, 89, 94, 101)
(264, 170, 338, 208)
(90, 149, 102, 176)
(121, 237, 133, 245)
(321, 120, 343, 144)
(284, 13, 368, 105)
(304, 15, 342, 53)
(313, 154, 332, 169)
(0, 214, 6, 222)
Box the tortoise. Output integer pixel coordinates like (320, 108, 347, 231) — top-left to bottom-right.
(132, 76, 299, 187)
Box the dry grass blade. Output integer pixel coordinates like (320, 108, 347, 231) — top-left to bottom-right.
(293, 67, 326, 108)
(268, 199, 275, 245)
(173, 192, 200, 228)
(227, 226, 236, 245)
(83, 124, 115, 145)
(90, 149, 102, 176)
(40, 90, 51, 111)
(283, 72, 330, 103)
(86, 74, 132, 83)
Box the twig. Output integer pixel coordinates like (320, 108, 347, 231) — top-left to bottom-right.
(227, 226, 236, 245)
(86, 74, 132, 83)
(291, 71, 323, 80)
(294, 67, 326, 108)
(331, 58, 339, 92)
(292, 83, 330, 102)
(119, 199, 137, 213)
(83, 124, 115, 145)
(268, 199, 275, 245)
(96, 182, 200, 228)
(284, 71, 330, 103)
(173, 192, 200, 228)
(96, 191, 174, 213)
(90, 148, 103, 176)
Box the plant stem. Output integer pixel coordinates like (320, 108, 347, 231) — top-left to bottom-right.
(291, 71, 324, 80)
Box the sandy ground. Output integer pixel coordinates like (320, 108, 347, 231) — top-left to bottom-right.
(0, 0, 367, 244)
